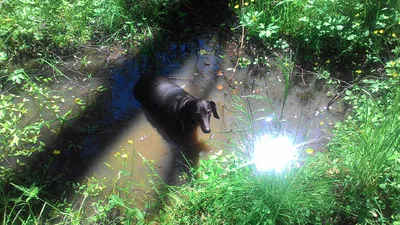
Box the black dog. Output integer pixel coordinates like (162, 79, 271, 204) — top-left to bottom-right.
(134, 76, 219, 133)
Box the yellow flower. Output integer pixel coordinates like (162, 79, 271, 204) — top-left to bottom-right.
(390, 61, 396, 66)
(392, 33, 397, 38)
(355, 13, 360, 17)
(393, 72, 399, 77)
(373, 30, 378, 35)
(252, 15, 257, 21)
(379, 29, 384, 34)
(355, 69, 362, 74)
(251, 0, 255, 2)
(53, 150, 61, 155)
(234, 4, 239, 8)
(320, 121, 324, 125)
(121, 153, 128, 159)
(314, 62, 319, 66)
(326, 59, 331, 63)
(244, 2, 249, 5)
(306, 148, 314, 154)
(128, 139, 133, 144)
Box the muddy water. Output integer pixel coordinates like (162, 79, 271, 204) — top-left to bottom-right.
(10, 34, 350, 209)
(70, 34, 350, 208)
(84, 47, 234, 202)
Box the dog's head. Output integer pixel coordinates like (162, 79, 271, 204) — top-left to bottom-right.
(189, 100, 219, 133)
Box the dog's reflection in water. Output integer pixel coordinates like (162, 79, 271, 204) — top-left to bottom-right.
(142, 108, 210, 186)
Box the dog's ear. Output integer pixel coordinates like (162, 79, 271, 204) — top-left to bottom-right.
(209, 101, 219, 119)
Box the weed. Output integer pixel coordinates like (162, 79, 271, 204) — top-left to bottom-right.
(160, 145, 334, 224)
(232, 0, 400, 68)
(238, 56, 252, 68)
(0, 0, 182, 63)
(327, 75, 400, 223)
(0, 69, 74, 179)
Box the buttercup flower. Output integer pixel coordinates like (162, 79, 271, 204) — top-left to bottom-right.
(355, 69, 362, 74)
(373, 30, 378, 35)
(379, 29, 384, 34)
(53, 150, 61, 155)
(234, 4, 239, 8)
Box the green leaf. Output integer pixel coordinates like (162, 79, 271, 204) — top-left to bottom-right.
(346, 34, 357, 40)
(10, 182, 40, 202)
(0, 52, 7, 61)
(110, 194, 124, 207)
(133, 207, 145, 222)
(9, 69, 26, 84)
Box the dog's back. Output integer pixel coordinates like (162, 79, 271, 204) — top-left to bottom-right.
(134, 75, 219, 134)
(134, 76, 194, 118)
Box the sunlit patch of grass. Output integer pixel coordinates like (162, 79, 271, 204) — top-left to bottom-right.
(156, 85, 335, 224)
(159, 148, 334, 224)
(327, 80, 400, 223)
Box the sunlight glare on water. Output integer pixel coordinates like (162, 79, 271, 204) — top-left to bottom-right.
(253, 135, 298, 172)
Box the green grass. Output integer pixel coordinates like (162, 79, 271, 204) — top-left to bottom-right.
(158, 152, 335, 224)
(0, 148, 156, 224)
(0, 0, 180, 63)
(232, 0, 400, 67)
(327, 76, 400, 223)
